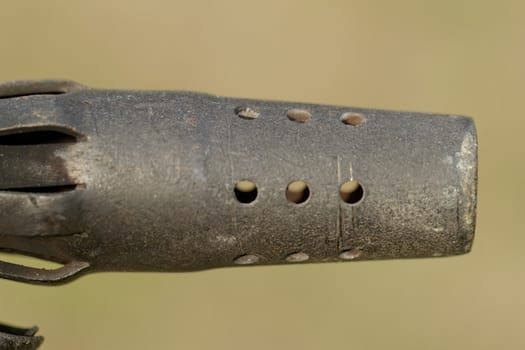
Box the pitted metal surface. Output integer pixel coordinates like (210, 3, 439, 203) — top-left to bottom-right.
(0, 323, 43, 350)
(0, 80, 477, 285)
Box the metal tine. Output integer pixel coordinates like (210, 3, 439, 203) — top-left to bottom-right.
(0, 80, 87, 134)
(0, 190, 85, 237)
(0, 79, 85, 99)
(0, 143, 78, 190)
(0, 259, 89, 284)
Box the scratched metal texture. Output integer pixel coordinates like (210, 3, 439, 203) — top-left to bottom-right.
(0, 80, 477, 285)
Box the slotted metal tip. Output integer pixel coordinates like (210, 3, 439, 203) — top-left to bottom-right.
(0, 79, 477, 285)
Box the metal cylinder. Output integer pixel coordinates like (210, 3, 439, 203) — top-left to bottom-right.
(0, 80, 477, 284)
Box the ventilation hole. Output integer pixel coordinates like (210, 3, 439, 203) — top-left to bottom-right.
(234, 180, 258, 203)
(235, 106, 260, 119)
(285, 252, 310, 263)
(339, 248, 363, 260)
(339, 180, 364, 204)
(233, 254, 260, 265)
(1, 184, 79, 193)
(0, 252, 64, 270)
(287, 109, 311, 123)
(286, 181, 310, 204)
(341, 112, 365, 126)
(0, 128, 79, 145)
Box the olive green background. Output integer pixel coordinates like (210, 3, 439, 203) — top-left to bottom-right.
(0, 1, 522, 349)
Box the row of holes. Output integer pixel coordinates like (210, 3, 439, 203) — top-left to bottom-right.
(234, 248, 362, 265)
(234, 180, 364, 205)
(235, 106, 366, 126)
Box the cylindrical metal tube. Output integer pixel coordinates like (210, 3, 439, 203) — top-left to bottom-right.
(0, 80, 477, 284)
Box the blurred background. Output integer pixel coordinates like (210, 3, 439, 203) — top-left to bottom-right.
(0, 1, 522, 349)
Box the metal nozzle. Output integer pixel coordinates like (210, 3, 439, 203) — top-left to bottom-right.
(0, 80, 477, 284)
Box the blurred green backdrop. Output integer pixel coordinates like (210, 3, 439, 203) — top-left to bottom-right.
(0, 1, 522, 349)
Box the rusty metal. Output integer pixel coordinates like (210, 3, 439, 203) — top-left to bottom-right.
(0, 79, 478, 286)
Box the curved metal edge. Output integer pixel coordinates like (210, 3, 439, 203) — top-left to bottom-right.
(0, 79, 86, 98)
(457, 118, 478, 253)
(0, 324, 43, 350)
(0, 260, 90, 285)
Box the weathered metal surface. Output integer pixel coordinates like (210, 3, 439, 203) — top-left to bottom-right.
(0, 80, 478, 285)
(0, 323, 43, 350)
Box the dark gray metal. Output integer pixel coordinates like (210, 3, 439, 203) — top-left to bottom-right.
(0, 79, 477, 285)
(0, 323, 43, 350)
